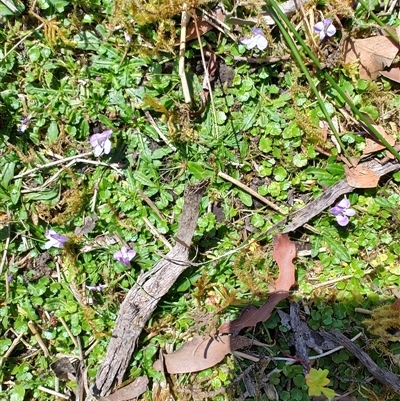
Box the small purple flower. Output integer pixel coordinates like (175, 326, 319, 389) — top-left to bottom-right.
(113, 246, 136, 266)
(44, 229, 68, 249)
(95, 76, 101, 82)
(7, 275, 13, 282)
(330, 198, 355, 226)
(86, 284, 107, 292)
(240, 27, 268, 51)
(314, 18, 336, 40)
(18, 116, 31, 133)
(89, 130, 112, 157)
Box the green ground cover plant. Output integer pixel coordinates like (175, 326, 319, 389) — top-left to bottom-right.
(1, 0, 400, 400)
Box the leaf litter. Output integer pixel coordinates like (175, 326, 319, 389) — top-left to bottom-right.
(3, 0, 400, 400)
(154, 234, 296, 374)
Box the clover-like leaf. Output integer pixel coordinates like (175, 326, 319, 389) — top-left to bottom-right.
(305, 368, 337, 401)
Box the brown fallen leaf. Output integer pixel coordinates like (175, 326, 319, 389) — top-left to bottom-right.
(218, 234, 296, 335)
(345, 164, 380, 188)
(98, 376, 149, 401)
(271, 233, 296, 292)
(380, 64, 400, 83)
(343, 36, 399, 80)
(363, 125, 396, 155)
(178, 16, 213, 45)
(153, 335, 258, 374)
(217, 292, 291, 335)
(391, 298, 400, 310)
(175, 8, 225, 45)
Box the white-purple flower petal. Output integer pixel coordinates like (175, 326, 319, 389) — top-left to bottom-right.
(314, 18, 336, 40)
(336, 214, 349, 226)
(86, 284, 107, 292)
(45, 229, 68, 249)
(240, 27, 268, 51)
(89, 130, 113, 157)
(330, 198, 355, 227)
(113, 246, 136, 266)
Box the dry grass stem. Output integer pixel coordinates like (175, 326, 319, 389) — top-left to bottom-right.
(28, 321, 50, 357)
(218, 171, 287, 215)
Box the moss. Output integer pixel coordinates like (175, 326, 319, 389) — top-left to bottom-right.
(364, 303, 400, 343)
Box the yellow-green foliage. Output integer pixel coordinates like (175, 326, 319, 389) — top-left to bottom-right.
(233, 242, 273, 300)
(290, 81, 330, 149)
(363, 304, 400, 343)
(110, 0, 209, 53)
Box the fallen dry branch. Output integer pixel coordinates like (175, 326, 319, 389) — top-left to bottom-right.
(92, 183, 207, 396)
(320, 330, 400, 394)
(269, 158, 400, 234)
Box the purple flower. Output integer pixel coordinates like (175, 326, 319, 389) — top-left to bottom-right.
(18, 116, 31, 133)
(314, 18, 336, 40)
(86, 284, 107, 292)
(89, 130, 112, 157)
(330, 198, 355, 226)
(240, 27, 268, 51)
(113, 246, 136, 266)
(7, 275, 13, 282)
(44, 229, 68, 249)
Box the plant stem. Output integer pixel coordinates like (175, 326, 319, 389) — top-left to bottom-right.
(268, 0, 400, 162)
(357, 0, 399, 44)
(268, 3, 349, 159)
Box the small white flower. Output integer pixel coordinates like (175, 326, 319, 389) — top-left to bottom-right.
(86, 284, 107, 292)
(44, 229, 68, 249)
(240, 27, 268, 51)
(314, 18, 336, 40)
(89, 130, 112, 157)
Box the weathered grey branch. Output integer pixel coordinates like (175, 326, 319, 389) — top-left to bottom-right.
(93, 183, 207, 396)
(268, 159, 400, 234)
(321, 330, 400, 394)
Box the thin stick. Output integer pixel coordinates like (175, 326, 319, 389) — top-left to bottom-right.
(10, 328, 31, 349)
(74, 158, 124, 176)
(234, 54, 291, 64)
(144, 111, 177, 151)
(312, 269, 374, 290)
(1, 23, 45, 61)
(0, 331, 25, 368)
(143, 217, 172, 250)
(297, 247, 326, 257)
(91, 181, 99, 213)
(136, 187, 164, 220)
(84, 339, 99, 357)
(218, 171, 287, 215)
(13, 152, 93, 179)
(354, 308, 373, 315)
(179, 5, 192, 103)
(192, 8, 219, 138)
(28, 321, 50, 357)
(37, 386, 69, 399)
(20, 160, 77, 193)
(272, 332, 363, 363)
(201, 8, 234, 36)
(0, 225, 10, 276)
(59, 317, 79, 348)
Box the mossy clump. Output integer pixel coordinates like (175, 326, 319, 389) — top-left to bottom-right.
(363, 302, 400, 343)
